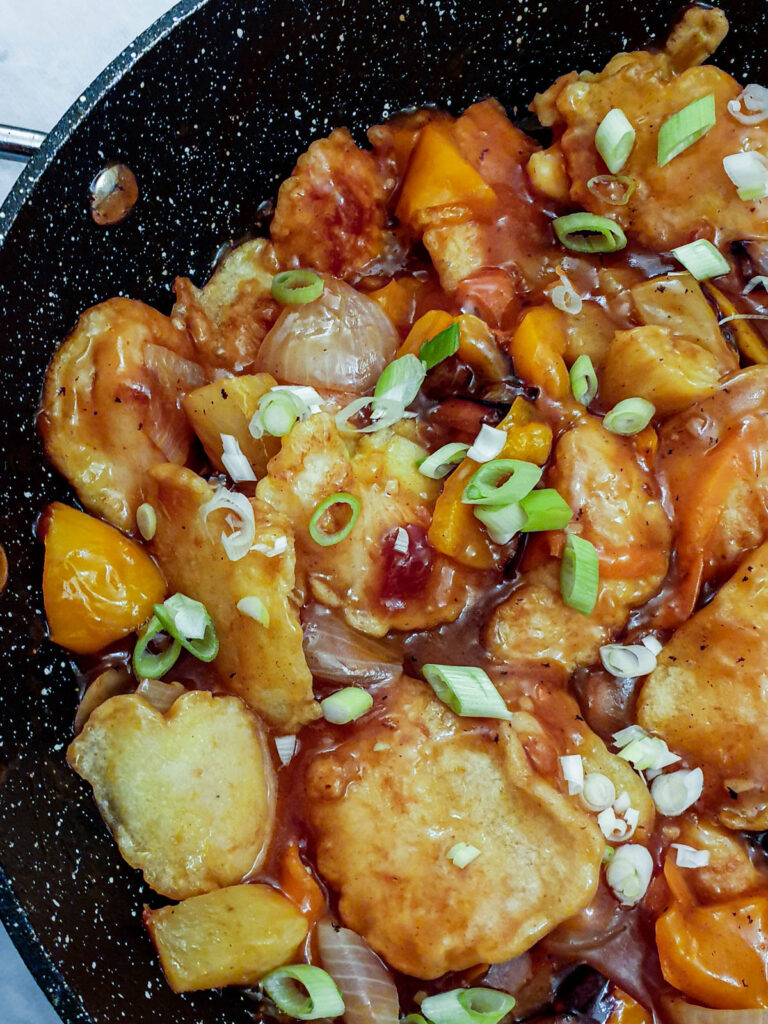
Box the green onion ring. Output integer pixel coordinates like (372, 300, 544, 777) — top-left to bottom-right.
(271, 269, 324, 305)
(132, 615, 182, 679)
(462, 459, 542, 507)
(553, 212, 627, 253)
(308, 492, 361, 547)
(262, 964, 345, 1020)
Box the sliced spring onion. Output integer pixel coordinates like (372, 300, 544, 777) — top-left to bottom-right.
(586, 174, 637, 206)
(252, 535, 289, 557)
(447, 842, 481, 868)
(744, 275, 768, 295)
(262, 964, 345, 1021)
(651, 767, 703, 816)
(519, 488, 573, 532)
(260, 389, 309, 437)
(657, 94, 716, 167)
(393, 526, 410, 554)
(550, 270, 583, 314)
(641, 635, 663, 656)
(723, 151, 768, 201)
(237, 595, 270, 626)
(200, 485, 256, 562)
(321, 686, 374, 724)
(671, 239, 729, 281)
(467, 424, 507, 463)
(309, 493, 361, 547)
(614, 790, 631, 815)
(569, 354, 598, 406)
(419, 443, 470, 480)
(600, 643, 657, 678)
(473, 502, 527, 545)
(727, 83, 768, 125)
(559, 754, 584, 795)
(597, 806, 628, 842)
(422, 664, 512, 721)
(136, 502, 157, 541)
(274, 734, 298, 765)
(153, 594, 219, 662)
(421, 987, 516, 1024)
(605, 843, 653, 906)
(271, 269, 325, 305)
(553, 212, 627, 253)
(220, 433, 257, 481)
(374, 353, 426, 408)
(672, 844, 710, 868)
(133, 616, 182, 679)
(419, 322, 460, 370)
(560, 534, 599, 616)
(582, 773, 616, 812)
(619, 735, 679, 772)
(335, 395, 404, 434)
(272, 384, 324, 413)
(602, 397, 655, 435)
(613, 724, 648, 749)
(462, 459, 542, 507)
(595, 108, 636, 173)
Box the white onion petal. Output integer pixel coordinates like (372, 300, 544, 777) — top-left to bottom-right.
(302, 604, 402, 685)
(201, 484, 256, 561)
(667, 1000, 768, 1024)
(727, 84, 768, 125)
(551, 270, 583, 314)
(317, 919, 400, 1024)
(744, 275, 768, 295)
(672, 843, 710, 868)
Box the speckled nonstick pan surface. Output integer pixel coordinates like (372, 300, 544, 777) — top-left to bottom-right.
(0, 1, 765, 1021)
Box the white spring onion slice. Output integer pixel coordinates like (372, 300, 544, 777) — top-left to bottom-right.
(671, 239, 729, 281)
(237, 595, 270, 627)
(657, 94, 716, 167)
(623, 807, 640, 839)
(569, 354, 598, 406)
(605, 844, 653, 906)
(619, 735, 680, 772)
(582, 773, 616, 812)
(316, 919, 400, 1024)
(220, 433, 257, 482)
(462, 459, 542, 507)
(600, 643, 657, 678)
(651, 767, 704, 816)
(374, 353, 426, 408)
(447, 842, 481, 868)
(252, 535, 288, 557)
(641, 635, 663, 656)
(727, 83, 768, 125)
(274, 734, 298, 765)
(474, 502, 527, 545)
(723, 151, 768, 201)
(559, 754, 584, 795)
(744, 275, 768, 294)
(602, 397, 655, 435)
(561, 534, 599, 616)
(321, 687, 373, 725)
(201, 485, 256, 561)
(519, 488, 573, 532)
(422, 664, 513, 721)
(597, 807, 627, 842)
(595, 108, 636, 173)
(586, 174, 637, 206)
(672, 844, 710, 868)
(467, 424, 507, 463)
(613, 724, 648, 749)
(136, 502, 157, 541)
(613, 790, 631, 815)
(335, 395, 404, 434)
(272, 384, 324, 413)
(392, 527, 410, 554)
(550, 270, 583, 314)
(420, 987, 516, 1024)
(262, 964, 345, 1021)
(419, 443, 470, 480)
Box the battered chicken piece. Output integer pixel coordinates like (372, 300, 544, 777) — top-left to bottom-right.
(256, 413, 480, 636)
(638, 540, 768, 830)
(656, 367, 768, 625)
(270, 128, 394, 280)
(529, 8, 768, 249)
(485, 419, 671, 673)
(68, 691, 275, 899)
(306, 676, 604, 978)
(172, 239, 280, 374)
(39, 298, 205, 531)
(144, 463, 319, 731)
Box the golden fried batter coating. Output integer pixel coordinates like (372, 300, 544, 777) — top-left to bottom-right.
(306, 676, 603, 979)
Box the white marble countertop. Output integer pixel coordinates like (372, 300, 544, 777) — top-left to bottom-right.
(0, 4, 177, 1018)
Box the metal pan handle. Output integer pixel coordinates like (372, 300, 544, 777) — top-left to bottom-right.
(0, 125, 46, 162)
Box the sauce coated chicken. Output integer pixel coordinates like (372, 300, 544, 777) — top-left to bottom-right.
(36, 6, 768, 1023)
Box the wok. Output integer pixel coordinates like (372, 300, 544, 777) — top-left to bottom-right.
(0, 1, 765, 1021)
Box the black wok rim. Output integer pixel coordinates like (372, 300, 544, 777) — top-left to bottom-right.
(0, 4, 210, 1018)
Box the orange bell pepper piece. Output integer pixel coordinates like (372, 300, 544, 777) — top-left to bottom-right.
(396, 123, 496, 233)
(399, 310, 508, 381)
(428, 399, 552, 569)
(656, 857, 768, 1008)
(608, 988, 652, 1024)
(279, 842, 326, 926)
(368, 277, 425, 336)
(42, 502, 166, 654)
(509, 305, 569, 400)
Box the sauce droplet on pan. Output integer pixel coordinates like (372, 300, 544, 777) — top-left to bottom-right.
(90, 163, 139, 225)
(0, 542, 8, 595)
